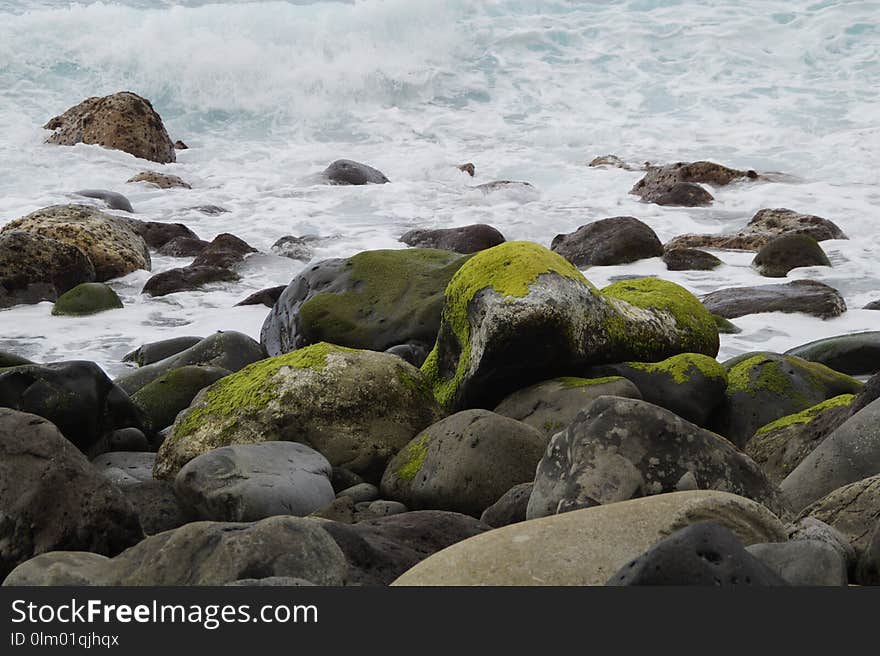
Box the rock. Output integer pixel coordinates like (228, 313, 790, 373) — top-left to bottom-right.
(663, 248, 722, 271)
(51, 282, 122, 316)
(581, 352, 728, 427)
(123, 336, 203, 366)
(608, 522, 787, 586)
(384, 343, 430, 368)
(261, 248, 468, 356)
(174, 442, 335, 522)
(320, 510, 490, 585)
(92, 452, 156, 486)
(714, 315, 742, 334)
(121, 481, 191, 535)
(114, 331, 264, 395)
(550, 216, 663, 267)
(400, 224, 505, 254)
(865, 300, 880, 310)
(380, 410, 547, 517)
(1, 204, 150, 281)
(119, 218, 199, 250)
(130, 365, 230, 435)
(0, 352, 33, 368)
(155, 343, 442, 482)
(311, 496, 357, 523)
(271, 235, 316, 261)
(474, 180, 535, 193)
(630, 161, 754, 206)
(0, 361, 144, 455)
(141, 265, 239, 297)
(480, 482, 533, 528)
(74, 189, 134, 212)
(855, 520, 880, 585)
(786, 516, 857, 571)
(421, 242, 720, 412)
(711, 353, 862, 448)
(337, 483, 380, 504)
(781, 399, 880, 512)
(331, 467, 365, 493)
(785, 332, 880, 377)
(157, 236, 210, 257)
(0, 230, 96, 308)
(702, 280, 846, 320)
(493, 376, 642, 438)
(191, 233, 257, 269)
(0, 409, 143, 580)
(745, 394, 855, 485)
(323, 159, 389, 185)
(666, 208, 847, 251)
(747, 540, 847, 586)
(796, 476, 880, 558)
(527, 396, 785, 520)
(235, 285, 286, 307)
(126, 171, 191, 189)
(4, 516, 346, 586)
(367, 501, 408, 518)
(227, 577, 315, 586)
(588, 154, 646, 171)
(174, 140, 188, 150)
(752, 233, 831, 278)
(99, 427, 150, 453)
(43, 91, 175, 163)
(391, 491, 786, 586)
(187, 205, 228, 215)
(457, 163, 475, 176)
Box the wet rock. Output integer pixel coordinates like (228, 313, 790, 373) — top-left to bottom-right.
(323, 159, 389, 185)
(550, 216, 663, 267)
(130, 365, 230, 435)
(187, 205, 228, 216)
(527, 396, 785, 520)
(631, 161, 754, 206)
(865, 300, 880, 310)
(474, 180, 534, 193)
(235, 285, 286, 308)
(380, 410, 547, 518)
(74, 189, 134, 212)
(119, 218, 199, 250)
(662, 247, 722, 271)
(0, 409, 143, 580)
(51, 282, 122, 316)
(1, 204, 150, 281)
(123, 336, 203, 367)
(588, 154, 647, 171)
(367, 500, 408, 518)
(480, 482, 533, 528)
(191, 233, 257, 269)
(127, 171, 191, 189)
(141, 265, 239, 297)
(457, 163, 475, 176)
(752, 233, 831, 277)
(157, 236, 210, 257)
(400, 224, 505, 254)
(714, 315, 742, 334)
(384, 343, 431, 368)
(174, 140, 188, 150)
(702, 280, 846, 319)
(796, 475, 880, 557)
(747, 540, 847, 586)
(271, 235, 317, 261)
(785, 331, 880, 377)
(653, 182, 715, 207)
(43, 91, 176, 163)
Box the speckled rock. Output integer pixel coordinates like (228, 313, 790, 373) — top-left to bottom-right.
(126, 171, 191, 189)
(796, 477, 880, 557)
(631, 161, 754, 206)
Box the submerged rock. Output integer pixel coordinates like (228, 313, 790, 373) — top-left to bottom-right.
(126, 171, 191, 189)
(191, 233, 257, 269)
(119, 218, 199, 250)
(400, 224, 505, 254)
(142, 265, 239, 297)
(702, 280, 846, 319)
(752, 233, 831, 277)
(630, 161, 755, 206)
(51, 282, 123, 316)
(271, 235, 317, 261)
(550, 216, 663, 267)
(74, 189, 134, 213)
(323, 159, 389, 185)
(662, 247, 722, 271)
(157, 236, 210, 257)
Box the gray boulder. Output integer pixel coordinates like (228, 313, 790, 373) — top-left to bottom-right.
(480, 482, 534, 528)
(702, 280, 846, 320)
(550, 216, 663, 267)
(400, 224, 504, 254)
(752, 233, 831, 278)
(323, 159, 389, 185)
(785, 331, 880, 377)
(747, 540, 847, 586)
(795, 474, 880, 555)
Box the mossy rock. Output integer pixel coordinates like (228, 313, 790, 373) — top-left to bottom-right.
(131, 365, 231, 436)
(745, 394, 855, 485)
(784, 331, 880, 377)
(51, 283, 123, 316)
(582, 353, 728, 427)
(710, 353, 863, 448)
(261, 248, 470, 356)
(713, 314, 741, 334)
(421, 241, 720, 411)
(154, 343, 443, 482)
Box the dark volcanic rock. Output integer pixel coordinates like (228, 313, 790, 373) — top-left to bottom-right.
(785, 332, 880, 377)
(323, 159, 389, 185)
(123, 336, 203, 367)
(752, 233, 831, 278)
(235, 285, 287, 308)
(702, 280, 846, 319)
(142, 265, 239, 297)
(157, 236, 210, 257)
(119, 218, 198, 250)
(550, 216, 663, 267)
(191, 233, 257, 269)
(44, 91, 175, 164)
(400, 224, 505, 254)
(663, 247, 722, 271)
(74, 189, 133, 212)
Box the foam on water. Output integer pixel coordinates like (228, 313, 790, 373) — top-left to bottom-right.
(1, 0, 878, 374)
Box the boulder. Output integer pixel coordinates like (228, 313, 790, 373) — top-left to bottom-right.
(752, 233, 830, 277)
(157, 236, 210, 257)
(235, 285, 287, 308)
(380, 410, 547, 517)
(781, 399, 880, 511)
(261, 248, 469, 356)
(323, 159, 389, 185)
(630, 161, 755, 206)
(786, 516, 857, 572)
(91, 451, 156, 487)
(785, 332, 880, 377)
(130, 365, 230, 435)
(796, 475, 880, 556)
(337, 483, 380, 504)
(1, 205, 150, 281)
(480, 482, 534, 528)
(747, 540, 847, 586)
(607, 522, 788, 586)
(0, 409, 143, 580)
(493, 376, 642, 437)
(0, 230, 96, 308)
(114, 331, 264, 395)
(126, 171, 191, 189)
(271, 235, 316, 262)
(191, 233, 257, 269)
(43, 91, 175, 163)
(421, 242, 719, 412)
(711, 353, 862, 448)
(74, 189, 133, 213)
(391, 491, 786, 586)
(702, 280, 846, 320)
(141, 265, 239, 297)
(384, 343, 431, 368)
(400, 224, 505, 254)
(474, 180, 535, 194)
(51, 282, 122, 316)
(122, 336, 203, 367)
(527, 396, 785, 520)
(589, 154, 647, 170)
(121, 481, 192, 535)
(855, 520, 880, 585)
(174, 442, 335, 521)
(662, 247, 722, 271)
(154, 343, 442, 482)
(120, 219, 199, 250)
(550, 216, 663, 267)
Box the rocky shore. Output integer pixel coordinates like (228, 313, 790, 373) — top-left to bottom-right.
(1, 92, 879, 587)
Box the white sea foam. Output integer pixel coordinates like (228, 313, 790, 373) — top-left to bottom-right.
(0, 0, 878, 373)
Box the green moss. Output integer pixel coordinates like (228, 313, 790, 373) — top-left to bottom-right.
(557, 376, 624, 388)
(51, 282, 123, 316)
(623, 352, 727, 384)
(728, 354, 861, 399)
(755, 394, 855, 436)
(397, 433, 430, 481)
(173, 342, 352, 439)
(421, 241, 593, 409)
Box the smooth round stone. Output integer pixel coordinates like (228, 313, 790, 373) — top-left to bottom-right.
(337, 483, 380, 503)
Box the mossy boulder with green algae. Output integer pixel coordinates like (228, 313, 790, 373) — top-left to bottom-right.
(154, 343, 443, 482)
(581, 353, 728, 427)
(420, 241, 719, 411)
(51, 282, 123, 316)
(260, 248, 470, 356)
(709, 352, 863, 448)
